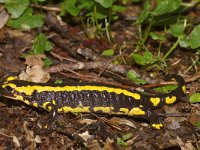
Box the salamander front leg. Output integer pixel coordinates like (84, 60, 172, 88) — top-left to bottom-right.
(35, 103, 59, 134)
(45, 103, 59, 130)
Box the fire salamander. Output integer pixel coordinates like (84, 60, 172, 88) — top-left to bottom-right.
(0, 74, 186, 129)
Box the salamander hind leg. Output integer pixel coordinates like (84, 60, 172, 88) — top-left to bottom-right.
(145, 110, 163, 129)
(128, 107, 163, 129)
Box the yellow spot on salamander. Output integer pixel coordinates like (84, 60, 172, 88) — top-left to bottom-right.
(93, 107, 114, 114)
(44, 124, 48, 129)
(2, 83, 16, 88)
(57, 106, 90, 113)
(6, 76, 17, 81)
(118, 108, 129, 114)
(52, 100, 56, 105)
(165, 96, 176, 104)
(182, 85, 186, 94)
(33, 102, 38, 107)
(128, 107, 145, 116)
(24, 100, 30, 105)
(42, 102, 51, 110)
(151, 123, 163, 129)
(150, 97, 160, 106)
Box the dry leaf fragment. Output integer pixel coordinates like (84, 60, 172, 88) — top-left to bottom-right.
(110, 117, 137, 128)
(19, 65, 50, 83)
(78, 131, 93, 141)
(176, 136, 196, 150)
(0, 9, 9, 29)
(164, 106, 186, 130)
(188, 106, 200, 126)
(25, 54, 46, 67)
(13, 136, 20, 148)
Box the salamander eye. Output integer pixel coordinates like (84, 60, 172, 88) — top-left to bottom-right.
(5, 86, 13, 92)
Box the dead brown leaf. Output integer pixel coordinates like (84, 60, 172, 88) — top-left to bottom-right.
(19, 65, 50, 83)
(25, 54, 46, 67)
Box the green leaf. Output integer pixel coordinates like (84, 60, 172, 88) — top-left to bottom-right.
(196, 121, 200, 128)
(153, 14, 179, 26)
(154, 85, 177, 93)
(60, 0, 80, 16)
(153, 0, 182, 16)
(189, 93, 200, 103)
(188, 24, 200, 49)
(126, 70, 146, 84)
(101, 49, 114, 56)
(122, 133, 132, 141)
(112, 5, 127, 12)
(132, 51, 155, 66)
(5, 0, 30, 18)
(54, 79, 63, 84)
(137, 0, 151, 24)
(77, 1, 94, 11)
(179, 39, 189, 48)
(150, 32, 166, 41)
(94, 0, 115, 8)
(132, 53, 144, 65)
(117, 133, 132, 146)
(117, 137, 127, 146)
(32, 33, 53, 54)
(7, 8, 43, 30)
(43, 57, 52, 67)
(169, 24, 185, 38)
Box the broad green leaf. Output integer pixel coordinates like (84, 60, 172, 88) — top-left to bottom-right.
(122, 133, 132, 141)
(112, 5, 127, 12)
(87, 4, 108, 19)
(154, 85, 177, 93)
(5, 0, 30, 18)
(117, 137, 127, 146)
(7, 8, 43, 30)
(77, 1, 94, 11)
(154, 14, 179, 26)
(196, 121, 200, 128)
(170, 24, 185, 38)
(132, 51, 154, 66)
(137, 0, 151, 24)
(101, 49, 114, 56)
(54, 79, 63, 84)
(60, 0, 80, 16)
(94, 0, 115, 8)
(189, 93, 200, 103)
(179, 39, 189, 48)
(43, 57, 52, 67)
(33, 33, 52, 54)
(132, 53, 145, 65)
(143, 51, 154, 62)
(117, 133, 132, 146)
(153, 0, 182, 16)
(150, 32, 166, 41)
(126, 70, 146, 84)
(188, 24, 200, 49)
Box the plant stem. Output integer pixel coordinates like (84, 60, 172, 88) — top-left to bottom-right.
(162, 38, 180, 60)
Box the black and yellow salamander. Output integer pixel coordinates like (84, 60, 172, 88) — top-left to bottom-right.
(0, 74, 186, 129)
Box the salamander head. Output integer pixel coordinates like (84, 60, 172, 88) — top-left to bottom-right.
(0, 76, 17, 98)
(0, 76, 32, 105)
